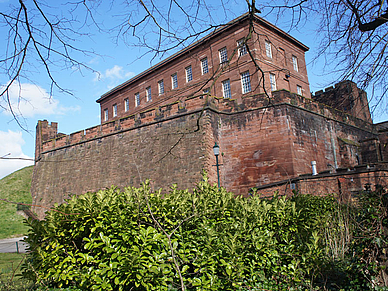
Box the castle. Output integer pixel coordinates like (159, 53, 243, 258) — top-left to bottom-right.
(31, 13, 388, 218)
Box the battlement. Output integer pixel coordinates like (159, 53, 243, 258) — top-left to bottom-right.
(35, 120, 58, 159)
(313, 80, 372, 123)
(36, 89, 374, 157)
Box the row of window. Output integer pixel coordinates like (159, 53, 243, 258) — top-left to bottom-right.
(104, 76, 303, 121)
(221, 71, 301, 98)
(167, 38, 246, 96)
(104, 74, 303, 121)
(104, 75, 303, 120)
(103, 70, 251, 121)
(264, 40, 299, 72)
(102, 38, 301, 121)
(102, 48, 214, 120)
(221, 38, 299, 72)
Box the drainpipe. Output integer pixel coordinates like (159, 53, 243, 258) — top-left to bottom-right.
(311, 161, 318, 175)
(328, 121, 338, 169)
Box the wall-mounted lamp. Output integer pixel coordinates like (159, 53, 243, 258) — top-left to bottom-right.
(285, 69, 290, 79)
(213, 142, 221, 188)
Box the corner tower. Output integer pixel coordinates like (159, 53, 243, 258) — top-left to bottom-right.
(35, 120, 58, 161)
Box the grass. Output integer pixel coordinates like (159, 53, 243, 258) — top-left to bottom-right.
(0, 167, 80, 290)
(0, 253, 80, 291)
(0, 166, 34, 239)
(0, 252, 34, 290)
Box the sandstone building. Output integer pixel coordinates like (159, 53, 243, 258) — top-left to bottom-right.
(31, 13, 388, 218)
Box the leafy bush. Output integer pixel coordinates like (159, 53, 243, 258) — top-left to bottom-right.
(22, 178, 387, 290)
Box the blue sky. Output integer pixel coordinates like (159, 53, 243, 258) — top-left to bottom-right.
(0, 1, 386, 179)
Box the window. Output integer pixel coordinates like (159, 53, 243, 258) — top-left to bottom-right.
(292, 55, 298, 72)
(171, 73, 178, 89)
(158, 80, 164, 95)
(297, 85, 302, 96)
(279, 47, 286, 66)
(185, 66, 193, 82)
(269, 73, 276, 91)
(113, 104, 117, 117)
(146, 87, 152, 102)
(135, 92, 140, 107)
(124, 98, 129, 112)
(222, 79, 231, 99)
(201, 58, 209, 75)
(219, 47, 228, 64)
(265, 40, 272, 58)
(241, 71, 251, 94)
(104, 108, 108, 121)
(237, 38, 247, 56)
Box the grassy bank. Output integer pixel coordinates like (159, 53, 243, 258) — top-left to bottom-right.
(0, 166, 33, 239)
(0, 253, 32, 290)
(0, 254, 80, 290)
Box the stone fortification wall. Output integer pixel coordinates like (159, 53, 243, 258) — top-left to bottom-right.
(38, 89, 373, 156)
(32, 111, 213, 219)
(32, 89, 378, 218)
(213, 93, 377, 196)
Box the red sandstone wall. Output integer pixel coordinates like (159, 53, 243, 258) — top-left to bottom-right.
(31, 111, 212, 219)
(32, 90, 381, 218)
(216, 105, 296, 195)
(212, 93, 377, 196)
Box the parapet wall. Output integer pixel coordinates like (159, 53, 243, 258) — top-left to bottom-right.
(37, 89, 375, 157)
(32, 108, 214, 219)
(253, 164, 388, 200)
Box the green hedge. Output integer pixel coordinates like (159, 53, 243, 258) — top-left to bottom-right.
(22, 177, 387, 290)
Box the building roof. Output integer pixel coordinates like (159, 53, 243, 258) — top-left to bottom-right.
(96, 12, 309, 103)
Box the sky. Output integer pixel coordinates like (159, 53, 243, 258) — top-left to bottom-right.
(0, 0, 387, 179)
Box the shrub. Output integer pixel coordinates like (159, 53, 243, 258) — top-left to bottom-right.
(22, 178, 387, 290)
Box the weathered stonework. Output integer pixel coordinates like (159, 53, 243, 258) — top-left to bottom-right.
(32, 104, 212, 218)
(212, 89, 383, 196)
(32, 88, 388, 218)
